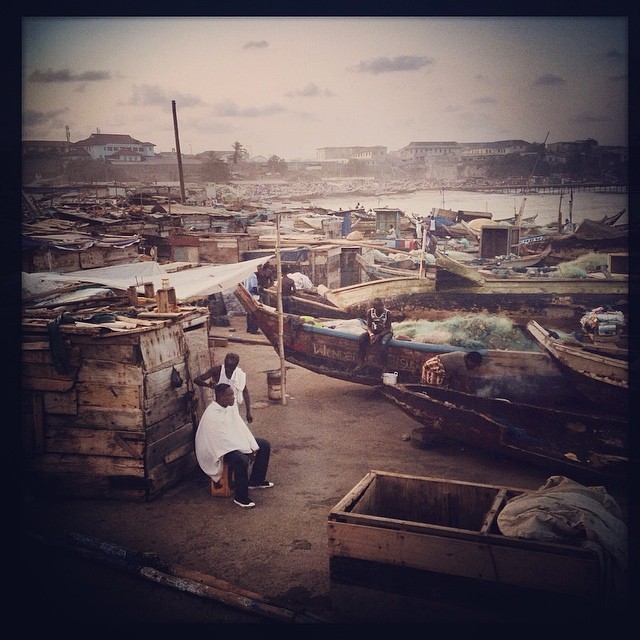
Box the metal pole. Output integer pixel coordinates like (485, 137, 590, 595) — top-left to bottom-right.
(171, 100, 186, 204)
(275, 212, 287, 405)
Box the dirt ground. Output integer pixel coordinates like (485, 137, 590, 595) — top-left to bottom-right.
(20, 314, 633, 628)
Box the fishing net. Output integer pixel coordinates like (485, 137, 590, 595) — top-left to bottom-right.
(557, 252, 608, 277)
(393, 314, 537, 350)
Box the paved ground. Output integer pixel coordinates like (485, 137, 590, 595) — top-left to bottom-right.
(20, 314, 632, 627)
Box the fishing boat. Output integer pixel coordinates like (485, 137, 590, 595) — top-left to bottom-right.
(355, 253, 434, 281)
(526, 319, 629, 410)
(461, 244, 552, 270)
(235, 283, 575, 397)
(378, 382, 628, 483)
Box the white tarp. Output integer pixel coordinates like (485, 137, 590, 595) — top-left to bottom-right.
(23, 255, 274, 303)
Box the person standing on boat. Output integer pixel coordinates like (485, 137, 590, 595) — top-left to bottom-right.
(195, 383, 273, 509)
(279, 268, 296, 313)
(194, 352, 253, 424)
(256, 262, 275, 304)
(242, 271, 260, 334)
(421, 350, 483, 392)
(357, 298, 393, 370)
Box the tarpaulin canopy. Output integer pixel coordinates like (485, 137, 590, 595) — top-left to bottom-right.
(23, 255, 274, 303)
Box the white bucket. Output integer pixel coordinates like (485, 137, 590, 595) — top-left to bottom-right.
(382, 371, 398, 385)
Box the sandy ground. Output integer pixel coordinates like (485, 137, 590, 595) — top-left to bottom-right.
(20, 314, 632, 628)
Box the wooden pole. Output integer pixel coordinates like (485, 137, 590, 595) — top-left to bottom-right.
(171, 100, 186, 205)
(557, 192, 564, 231)
(275, 212, 287, 405)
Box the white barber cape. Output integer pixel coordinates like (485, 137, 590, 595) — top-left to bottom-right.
(195, 400, 259, 482)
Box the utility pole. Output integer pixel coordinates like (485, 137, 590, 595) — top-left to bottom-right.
(171, 100, 186, 204)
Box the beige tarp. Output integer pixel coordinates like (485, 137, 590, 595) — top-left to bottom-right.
(22, 255, 274, 303)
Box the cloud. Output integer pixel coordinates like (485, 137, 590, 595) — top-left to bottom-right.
(213, 99, 287, 117)
(243, 40, 269, 49)
(23, 107, 70, 127)
(351, 55, 434, 74)
(285, 82, 333, 97)
(127, 84, 203, 108)
(532, 74, 566, 87)
(28, 68, 111, 83)
(472, 96, 497, 105)
(573, 112, 609, 124)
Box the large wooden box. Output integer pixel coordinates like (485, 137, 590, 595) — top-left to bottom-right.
(327, 471, 602, 619)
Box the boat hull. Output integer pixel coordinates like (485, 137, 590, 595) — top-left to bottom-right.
(378, 383, 628, 483)
(235, 283, 581, 401)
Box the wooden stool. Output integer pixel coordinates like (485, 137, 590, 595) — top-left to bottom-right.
(210, 462, 235, 498)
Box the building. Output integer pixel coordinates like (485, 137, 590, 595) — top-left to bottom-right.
(73, 133, 156, 161)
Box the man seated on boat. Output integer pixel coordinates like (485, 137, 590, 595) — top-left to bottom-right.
(421, 350, 483, 393)
(356, 298, 393, 371)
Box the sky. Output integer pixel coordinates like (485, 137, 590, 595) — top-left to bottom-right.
(22, 16, 629, 161)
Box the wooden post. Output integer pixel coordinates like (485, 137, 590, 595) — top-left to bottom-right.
(144, 282, 155, 298)
(127, 285, 138, 306)
(156, 288, 169, 313)
(167, 287, 177, 308)
(275, 212, 287, 405)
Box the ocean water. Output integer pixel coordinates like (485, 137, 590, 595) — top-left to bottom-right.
(300, 189, 628, 228)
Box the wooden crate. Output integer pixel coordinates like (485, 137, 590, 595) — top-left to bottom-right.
(327, 471, 602, 609)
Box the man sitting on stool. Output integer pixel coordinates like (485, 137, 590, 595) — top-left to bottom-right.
(195, 383, 273, 509)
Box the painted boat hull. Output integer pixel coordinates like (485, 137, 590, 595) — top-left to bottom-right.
(235, 283, 580, 401)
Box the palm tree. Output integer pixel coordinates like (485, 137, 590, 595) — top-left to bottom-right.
(232, 141, 246, 165)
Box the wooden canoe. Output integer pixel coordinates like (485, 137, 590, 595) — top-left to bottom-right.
(377, 383, 628, 483)
(235, 283, 577, 399)
(526, 320, 629, 410)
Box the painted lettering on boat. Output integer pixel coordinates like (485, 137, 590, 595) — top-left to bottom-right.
(312, 343, 356, 361)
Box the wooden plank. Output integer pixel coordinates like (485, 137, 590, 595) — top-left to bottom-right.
(43, 389, 78, 415)
(50, 406, 145, 432)
(144, 390, 189, 428)
(78, 359, 143, 386)
(30, 452, 145, 477)
(146, 422, 193, 469)
(77, 381, 142, 410)
(69, 341, 141, 365)
(145, 361, 187, 397)
(327, 521, 599, 598)
(146, 450, 198, 500)
(138, 324, 184, 370)
(44, 427, 145, 458)
(480, 488, 508, 534)
(23, 376, 76, 392)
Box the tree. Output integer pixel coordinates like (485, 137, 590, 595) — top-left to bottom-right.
(199, 152, 231, 182)
(267, 155, 288, 175)
(232, 141, 246, 165)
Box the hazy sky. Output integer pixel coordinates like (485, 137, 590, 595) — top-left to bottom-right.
(22, 16, 628, 160)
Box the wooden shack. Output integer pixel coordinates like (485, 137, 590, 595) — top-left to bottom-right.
(22, 306, 213, 501)
(21, 233, 142, 273)
(165, 233, 260, 265)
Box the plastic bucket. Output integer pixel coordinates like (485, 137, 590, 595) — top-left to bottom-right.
(267, 370, 282, 401)
(382, 371, 398, 385)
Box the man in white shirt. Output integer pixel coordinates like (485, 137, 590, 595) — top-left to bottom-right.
(195, 383, 273, 508)
(194, 353, 252, 423)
